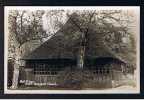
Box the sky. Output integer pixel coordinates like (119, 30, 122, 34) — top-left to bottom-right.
(5, 6, 139, 34)
(5, 6, 140, 42)
(41, 8, 139, 41)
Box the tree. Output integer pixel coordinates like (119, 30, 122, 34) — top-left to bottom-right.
(63, 10, 136, 69)
(8, 10, 48, 88)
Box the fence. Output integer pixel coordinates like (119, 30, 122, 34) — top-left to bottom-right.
(18, 64, 134, 89)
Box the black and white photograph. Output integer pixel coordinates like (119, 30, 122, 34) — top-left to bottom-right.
(4, 6, 140, 94)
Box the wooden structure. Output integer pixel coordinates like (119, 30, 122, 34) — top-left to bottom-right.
(20, 15, 133, 89)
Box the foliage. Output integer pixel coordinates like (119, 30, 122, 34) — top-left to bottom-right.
(61, 10, 136, 66)
(8, 10, 48, 59)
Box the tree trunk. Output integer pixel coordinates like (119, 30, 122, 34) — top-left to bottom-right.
(11, 62, 19, 89)
(11, 47, 21, 89)
(77, 46, 85, 69)
(76, 32, 87, 86)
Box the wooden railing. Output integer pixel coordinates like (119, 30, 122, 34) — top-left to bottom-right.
(20, 65, 133, 88)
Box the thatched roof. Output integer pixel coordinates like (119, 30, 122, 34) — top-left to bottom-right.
(21, 14, 117, 60)
(20, 13, 137, 71)
(22, 31, 114, 60)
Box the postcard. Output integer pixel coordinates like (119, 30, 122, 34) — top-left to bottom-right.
(4, 6, 140, 94)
